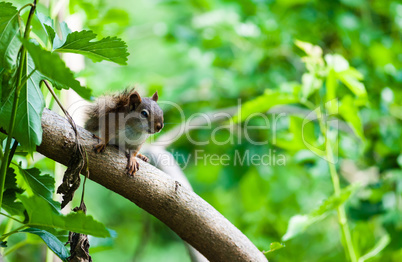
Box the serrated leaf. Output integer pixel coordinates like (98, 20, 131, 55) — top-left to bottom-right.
(19, 195, 110, 238)
(0, 2, 21, 70)
(2, 189, 25, 217)
(5, 167, 22, 191)
(233, 90, 299, 123)
(16, 166, 60, 211)
(54, 30, 129, 65)
(2, 167, 25, 217)
(282, 184, 359, 241)
(0, 56, 45, 152)
(21, 228, 69, 261)
(263, 242, 285, 254)
(21, 39, 92, 99)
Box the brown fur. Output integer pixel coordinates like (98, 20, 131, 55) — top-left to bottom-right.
(84, 88, 163, 176)
(84, 88, 135, 132)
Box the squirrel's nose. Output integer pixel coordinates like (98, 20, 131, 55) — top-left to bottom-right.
(156, 123, 163, 132)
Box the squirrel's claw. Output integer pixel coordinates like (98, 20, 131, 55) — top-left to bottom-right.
(137, 153, 149, 162)
(94, 142, 106, 153)
(127, 154, 140, 176)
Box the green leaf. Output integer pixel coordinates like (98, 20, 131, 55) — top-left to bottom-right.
(295, 40, 325, 76)
(2, 167, 25, 217)
(282, 214, 318, 241)
(53, 21, 72, 50)
(36, 12, 56, 45)
(4, 167, 22, 191)
(326, 68, 338, 114)
(275, 116, 320, 152)
(54, 30, 129, 65)
(20, 228, 69, 262)
(339, 95, 364, 140)
(19, 195, 110, 238)
(0, 2, 21, 70)
(0, 129, 7, 142)
(16, 166, 60, 211)
(0, 56, 45, 152)
(325, 54, 349, 72)
(295, 40, 323, 58)
(21, 39, 92, 99)
(301, 72, 322, 99)
(263, 242, 285, 254)
(233, 90, 299, 123)
(36, 12, 73, 50)
(310, 184, 359, 217)
(336, 68, 367, 98)
(282, 184, 359, 241)
(2, 189, 25, 217)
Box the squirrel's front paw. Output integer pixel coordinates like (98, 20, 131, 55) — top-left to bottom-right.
(126, 154, 140, 176)
(94, 142, 106, 153)
(137, 153, 149, 162)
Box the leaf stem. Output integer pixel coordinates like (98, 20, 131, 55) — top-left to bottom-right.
(0, 225, 26, 242)
(18, 4, 34, 15)
(0, 212, 24, 224)
(326, 138, 357, 262)
(7, 140, 19, 167)
(317, 102, 358, 262)
(0, 0, 37, 211)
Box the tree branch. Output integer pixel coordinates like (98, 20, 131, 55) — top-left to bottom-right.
(37, 108, 267, 262)
(143, 145, 208, 262)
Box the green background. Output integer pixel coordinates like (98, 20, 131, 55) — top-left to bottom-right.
(3, 0, 402, 261)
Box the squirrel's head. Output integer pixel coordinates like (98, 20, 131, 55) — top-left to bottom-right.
(127, 91, 164, 134)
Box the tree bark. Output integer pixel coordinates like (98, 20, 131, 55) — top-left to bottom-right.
(143, 145, 209, 262)
(37, 108, 268, 262)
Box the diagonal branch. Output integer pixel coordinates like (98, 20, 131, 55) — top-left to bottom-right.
(36, 108, 268, 262)
(143, 145, 208, 262)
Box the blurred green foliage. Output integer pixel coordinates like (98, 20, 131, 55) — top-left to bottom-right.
(2, 0, 402, 261)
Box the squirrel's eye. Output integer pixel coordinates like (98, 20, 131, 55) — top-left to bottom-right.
(141, 110, 149, 118)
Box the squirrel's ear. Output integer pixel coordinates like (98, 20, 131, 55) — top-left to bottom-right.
(129, 91, 142, 108)
(151, 91, 158, 102)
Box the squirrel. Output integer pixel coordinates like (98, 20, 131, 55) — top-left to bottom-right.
(84, 89, 164, 176)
